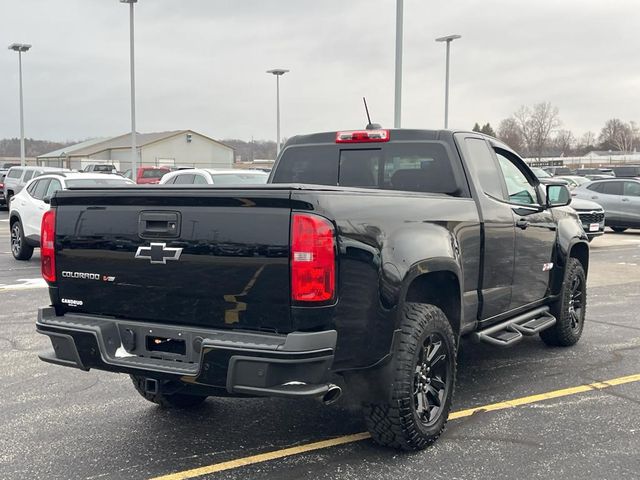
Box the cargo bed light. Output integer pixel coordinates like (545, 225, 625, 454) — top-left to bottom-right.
(335, 129, 390, 143)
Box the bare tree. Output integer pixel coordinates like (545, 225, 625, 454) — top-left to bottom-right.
(497, 117, 524, 152)
(553, 129, 575, 156)
(513, 102, 561, 159)
(598, 119, 637, 152)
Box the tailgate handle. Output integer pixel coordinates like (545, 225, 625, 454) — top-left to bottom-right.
(138, 211, 181, 238)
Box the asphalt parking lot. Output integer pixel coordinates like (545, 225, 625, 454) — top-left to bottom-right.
(1, 209, 639, 480)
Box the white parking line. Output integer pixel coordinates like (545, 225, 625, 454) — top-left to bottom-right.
(0, 278, 47, 292)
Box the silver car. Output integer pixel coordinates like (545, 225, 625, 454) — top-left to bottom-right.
(2, 166, 69, 209)
(572, 178, 640, 232)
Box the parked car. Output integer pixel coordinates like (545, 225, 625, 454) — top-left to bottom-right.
(2, 166, 69, 209)
(544, 166, 573, 176)
(0, 170, 7, 209)
(556, 176, 591, 189)
(83, 164, 118, 174)
(37, 127, 588, 451)
(572, 178, 640, 232)
(575, 168, 614, 177)
(8, 172, 133, 260)
(569, 198, 605, 241)
(611, 166, 640, 178)
(123, 166, 171, 184)
(159, 168, 269, 185)
(584, 173, 616, 181)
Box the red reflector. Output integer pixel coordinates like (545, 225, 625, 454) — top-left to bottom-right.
(335, 129, 390, 143)
(41, 210, 56, 283)
(291, 213, 336, 302)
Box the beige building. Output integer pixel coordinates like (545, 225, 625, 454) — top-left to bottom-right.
(37, 130, 234, 171)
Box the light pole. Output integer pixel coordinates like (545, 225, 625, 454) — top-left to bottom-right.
(266, 69, 289, 155)
(435, 34, 461, 129)
(121, 0, 138, 176)
(8, 43, 32, 167)
(394, 0, 403, 128)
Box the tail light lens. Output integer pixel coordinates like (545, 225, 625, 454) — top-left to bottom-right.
(291, 213, 336, 302)
(41, 210, 56, 283)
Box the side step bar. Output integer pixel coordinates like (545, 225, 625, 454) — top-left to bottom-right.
(473, 306, 556, 347)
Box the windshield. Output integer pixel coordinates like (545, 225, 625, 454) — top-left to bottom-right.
(65, 178, 132, 187)
(141, 169, 169, 178)
(211, 173, 268, 184)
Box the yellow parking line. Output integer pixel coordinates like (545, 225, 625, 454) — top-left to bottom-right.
(150, 372, 640, 480)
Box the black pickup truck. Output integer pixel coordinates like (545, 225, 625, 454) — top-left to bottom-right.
(36, 128, 588, 450)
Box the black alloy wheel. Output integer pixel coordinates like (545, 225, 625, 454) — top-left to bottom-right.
(414, 333, 450, 427)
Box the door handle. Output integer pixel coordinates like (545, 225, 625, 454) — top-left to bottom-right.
(590, 196, 598, 200)
(516, 218, 529, 229)
(621, 198, 629, 202)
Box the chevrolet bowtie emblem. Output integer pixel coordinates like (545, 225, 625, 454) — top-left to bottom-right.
(135, 243, 183, 264)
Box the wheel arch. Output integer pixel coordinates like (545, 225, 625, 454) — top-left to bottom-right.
(401, 259, 462, 338)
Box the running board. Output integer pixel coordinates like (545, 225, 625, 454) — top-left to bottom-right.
(474, 306, 556, 347)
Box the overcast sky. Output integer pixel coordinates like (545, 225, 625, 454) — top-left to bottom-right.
(1, 0, 638, 143)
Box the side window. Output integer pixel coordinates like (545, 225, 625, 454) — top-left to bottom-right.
(33, 179, 50, 200)
(23, 170, 35, 182)
(462, 138, 504, 199)
(46, 179, 62, 198)
(623, 181, 640, 197)
(494, 151, 538, 205)
(163, 175, 176, 184)
(193, 175, 208, 185)
(26, 180, 39, 195)
(602, 182, 623, 196)
(173, 174, 195, 184)
(587, 182, 604, 193)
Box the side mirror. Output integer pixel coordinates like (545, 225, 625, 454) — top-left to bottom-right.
(546, 184, 571, 208)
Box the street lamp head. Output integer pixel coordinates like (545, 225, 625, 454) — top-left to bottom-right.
(120, 0, 138, 3)
(8, 43, 32, 52)
(435, 34, 461, 43)
(266, 68, 289, 76)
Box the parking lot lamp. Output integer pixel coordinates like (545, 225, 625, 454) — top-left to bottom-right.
(121, 0, 138, 175)
(394, 0, 403, 128)
(8, 43, 32, 167)
(266, 69, 289, 155)
(435, 34, 461, 129)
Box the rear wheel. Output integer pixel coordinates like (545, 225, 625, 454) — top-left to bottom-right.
(10, 221, 34, 261)
(611, 227, 628, 233)
(540, 258, 586, 347)
(362, 303, 456, 450)
(130, 375, 208, 409)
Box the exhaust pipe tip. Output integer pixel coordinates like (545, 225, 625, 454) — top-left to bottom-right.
(322, 384, 342, 405)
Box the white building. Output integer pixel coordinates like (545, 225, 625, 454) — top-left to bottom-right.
(37, 130, 234, 171)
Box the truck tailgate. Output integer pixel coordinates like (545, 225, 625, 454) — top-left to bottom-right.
(52, 188, 292, 332)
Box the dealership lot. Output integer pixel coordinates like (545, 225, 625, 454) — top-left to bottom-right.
(0, 210, 639, 480)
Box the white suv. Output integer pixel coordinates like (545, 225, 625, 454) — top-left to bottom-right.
(9, 172, 133, 260)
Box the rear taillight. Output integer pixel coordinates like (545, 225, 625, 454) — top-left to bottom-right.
(291, 213, 336, 302)
(41, 210, 56, 283)
(336, 129, 390, 143)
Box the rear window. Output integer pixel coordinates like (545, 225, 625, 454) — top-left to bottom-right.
(65, 178, 132, 188)
(7, 168, 23, 179)
(141, 169, 168, 178)
(211, 173, 268, 185)
(92, 165, 116, 172)
(273, 143, 459, 194)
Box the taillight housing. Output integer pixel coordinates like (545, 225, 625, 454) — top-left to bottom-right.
(335, 129, 390, 143)
(291, 213, 336, 303)
(41, 210, 56, 283)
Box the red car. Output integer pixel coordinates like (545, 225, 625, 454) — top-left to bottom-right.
(124, 166, 170, 184)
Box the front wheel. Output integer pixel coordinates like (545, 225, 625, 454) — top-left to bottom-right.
(11, 221, 34, 261)
(363, 303, 456, 451)
(130, 375, 208, 409)
(540, 258, 586, 347)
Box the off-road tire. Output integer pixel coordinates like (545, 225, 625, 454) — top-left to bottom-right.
(130, 375, 208, 409)
(10, 220, 34, 261)
(540, 258, 586, 347)
(611, 227, 627, 233)
(362, 303, 456, 451)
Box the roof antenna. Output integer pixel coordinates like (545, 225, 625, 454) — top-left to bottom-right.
(363, 97, 382, 130)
